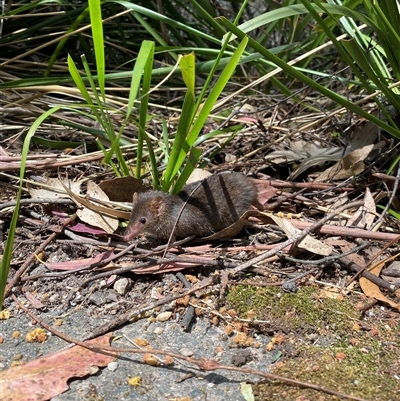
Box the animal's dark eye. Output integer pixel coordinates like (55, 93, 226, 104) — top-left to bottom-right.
(140, 217, 146, 224)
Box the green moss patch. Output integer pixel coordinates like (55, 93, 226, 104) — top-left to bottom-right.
(227, 284, 400, 400)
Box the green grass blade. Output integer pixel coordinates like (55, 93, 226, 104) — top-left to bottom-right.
(163, 37, 249, 190)
(173, 147, 202, 192)
(119, 40, 156, 178)
(188, 36, 249, 145)
(88, 0, 105, 99)
(133, 11, 179, 62)
(45, 8, 89, 77)
(67, 55, 94, 108)
(125, 41, 155, 123)
(162, 53, 196, 189)
(81, 55, 105, 124)
(0, 106, 61, 308)
(106, 0, 222, 45)
(139, 42, 158, 187)
(180, 52, 196, 100)
(235, 3, 375, 36)
(162, 86, 196, 189)
(218, 17, 400, 139)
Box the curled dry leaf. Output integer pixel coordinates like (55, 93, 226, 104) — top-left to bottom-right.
(316, 144, 374, 182)
(23, 292, 45, 309)
(359, 254, 400, 312)
(253, 179, 279, 205)
(289, 123, 378, 180)
(347, 187, 376, 229)
(28, 178, 82, 200)
(254, 211, 333, 256)
(60, 179, 130, 221)
(76, 181, 119, 233)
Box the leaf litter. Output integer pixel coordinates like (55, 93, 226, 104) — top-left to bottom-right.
(1, 118, 400, 401)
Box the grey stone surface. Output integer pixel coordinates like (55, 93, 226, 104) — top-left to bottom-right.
(0, 302, 272, 401)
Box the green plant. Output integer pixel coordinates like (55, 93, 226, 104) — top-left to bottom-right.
(0, 108, 61, 309)
(63, 0, 251, 190)
(218, 1, 400, 139)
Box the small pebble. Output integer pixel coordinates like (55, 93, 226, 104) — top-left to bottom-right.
(49, 294, 60, 303)
(105, 290, 119, 303)
(180, 348, 194, 357)
(156, 311, 172, 322)
(107, 361, 119, 371)
(70, 293, 83, 306)
(88, 292, 106, 306)
(113, 278, 132, 295)
(87, 366, 100, 375)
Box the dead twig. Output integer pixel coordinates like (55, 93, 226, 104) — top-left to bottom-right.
(5, 213, 78, 298)
(229, 200, 366, 276)
(288, 220, 400, 241)
(262, 177, 355, 192)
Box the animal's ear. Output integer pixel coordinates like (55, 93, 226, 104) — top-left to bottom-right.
(150, 195, 165, 216)
(132, 192, 138, 203)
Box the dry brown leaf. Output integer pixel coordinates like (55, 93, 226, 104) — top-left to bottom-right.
(283, 123, 378, 180)
(187, 168, 212, 184)
(257, 211, 332, 256)
(253, 179, 279, 205)
(251, 208, 360, 256)
(23, 291, 45, 309)
(359, 254, 400, 311)
(99, 176, 146, 202)
(42, 251, 113, 271)
(325, 238, 366, 270)
(0, 334, 117, 401)
(76, 181, 119, 233)
(347, 187, 376, 229)
(28, 178, 81, 199)
(60, 179, 130, 220)
(316, 144, 374, 181)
